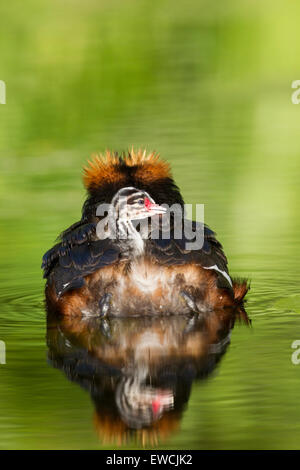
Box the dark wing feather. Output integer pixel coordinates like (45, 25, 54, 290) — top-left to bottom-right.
(147, 220, 232, 290)
(60, 222, 96, 247)
(42, 219, 120, 296)
(41, 222, 97, 278)
(49, 239, 120, 297)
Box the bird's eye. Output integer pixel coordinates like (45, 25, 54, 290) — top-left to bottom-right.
(137, 199, 144, 205)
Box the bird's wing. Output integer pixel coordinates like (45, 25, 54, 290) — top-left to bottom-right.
(147, 219, 232, 290)
(42, 222, 120, 297)
(41, 221, 98, 278)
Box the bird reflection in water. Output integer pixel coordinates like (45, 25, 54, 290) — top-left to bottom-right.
(47, 307, 249, 446)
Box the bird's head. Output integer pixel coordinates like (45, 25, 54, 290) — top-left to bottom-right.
(111, 187, 167, 222)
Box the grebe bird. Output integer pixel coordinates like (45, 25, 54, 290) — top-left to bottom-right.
(42, 149, 248, 317)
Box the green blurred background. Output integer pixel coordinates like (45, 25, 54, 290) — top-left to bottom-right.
(1, 0, 300, 449)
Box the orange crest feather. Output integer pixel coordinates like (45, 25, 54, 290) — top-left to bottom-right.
(83, 149, 172, 191)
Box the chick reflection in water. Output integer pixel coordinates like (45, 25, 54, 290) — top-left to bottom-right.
(47, 307, 249, 446)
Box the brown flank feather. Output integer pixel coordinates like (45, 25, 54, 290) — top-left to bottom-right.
(232, 279, 249, 303)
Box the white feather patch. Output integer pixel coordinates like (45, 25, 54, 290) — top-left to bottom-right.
(203, 264, 233, 287)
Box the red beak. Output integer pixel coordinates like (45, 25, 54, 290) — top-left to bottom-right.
(145, 198, 166, 214)
(152, 398, 161, 416)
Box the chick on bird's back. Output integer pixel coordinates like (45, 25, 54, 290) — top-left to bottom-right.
(42, 149, 248, 317)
